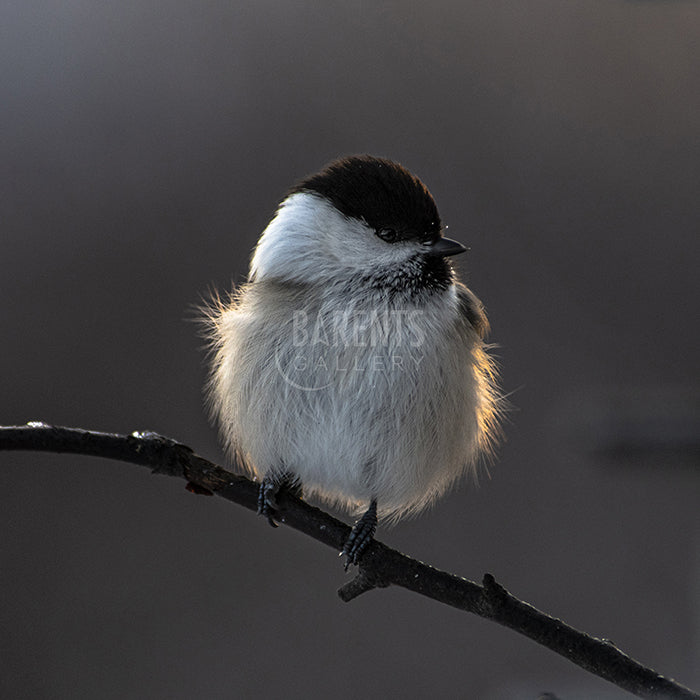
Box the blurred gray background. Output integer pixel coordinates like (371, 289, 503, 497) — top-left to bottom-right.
(2, 2, 699, 698)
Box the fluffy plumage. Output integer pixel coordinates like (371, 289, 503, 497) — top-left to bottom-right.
(205, 155, 502, 523)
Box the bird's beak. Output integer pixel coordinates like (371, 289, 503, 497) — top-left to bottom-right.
(428, 237, 467, 257)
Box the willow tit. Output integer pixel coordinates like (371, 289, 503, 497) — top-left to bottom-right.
(205, 155, 502, 567)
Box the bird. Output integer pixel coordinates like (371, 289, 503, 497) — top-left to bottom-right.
(204, 154, 503, 568)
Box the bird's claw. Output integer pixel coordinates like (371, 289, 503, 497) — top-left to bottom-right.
(257, 472, 302, 528)
(257, 478, 280, 528)
(342, 500, 378, 571)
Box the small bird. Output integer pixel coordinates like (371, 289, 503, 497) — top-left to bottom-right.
(205, 155, 502, 568)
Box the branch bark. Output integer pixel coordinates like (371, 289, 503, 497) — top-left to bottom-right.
(1, 423, 697, 700)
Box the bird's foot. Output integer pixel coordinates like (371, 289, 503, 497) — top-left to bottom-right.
(257, 472, 301, 528)
(342, 500, 378, 571)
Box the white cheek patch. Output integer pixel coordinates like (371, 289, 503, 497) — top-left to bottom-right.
(249, 192, 420, 284)
(249, 193, 325, 282)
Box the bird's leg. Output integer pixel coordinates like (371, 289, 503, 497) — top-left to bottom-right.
(257, 470, 302, 528)
(342, 499, 378, 570)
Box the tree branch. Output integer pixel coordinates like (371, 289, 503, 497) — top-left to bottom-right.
(1, 423, 697, 700)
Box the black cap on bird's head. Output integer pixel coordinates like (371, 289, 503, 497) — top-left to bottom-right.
(291, 155, 466, 257)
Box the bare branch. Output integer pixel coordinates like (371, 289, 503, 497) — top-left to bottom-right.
(1, 423, 697, 700)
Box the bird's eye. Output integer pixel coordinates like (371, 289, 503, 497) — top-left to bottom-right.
(377, 228, 399, 243)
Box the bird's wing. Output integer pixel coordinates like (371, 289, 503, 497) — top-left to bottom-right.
(456, 283, 489, 339)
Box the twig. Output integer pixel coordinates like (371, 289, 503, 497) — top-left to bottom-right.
(1, 423, 697, 700)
